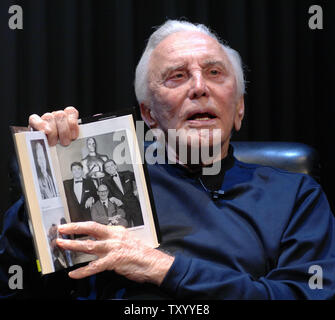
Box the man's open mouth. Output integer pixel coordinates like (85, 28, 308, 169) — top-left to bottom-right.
(187, 112, 217, 121)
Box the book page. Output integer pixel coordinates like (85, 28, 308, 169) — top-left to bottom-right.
(55, 115, 159, 248)
(14, 131, 69, 274)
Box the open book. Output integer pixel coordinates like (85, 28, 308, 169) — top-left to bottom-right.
(11, 113, 160, 275)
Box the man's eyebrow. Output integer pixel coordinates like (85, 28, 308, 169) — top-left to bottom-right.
(201, 59, 227, 69)
(161, 63, 187, 79)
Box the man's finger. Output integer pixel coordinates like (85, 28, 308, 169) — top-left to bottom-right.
(64, 106, 80, 140)
(58, 221, 112, 239)
(56, 237, 108, 255)
(41, 113, 58, 146)
(52, 110, 72, 146)
(68, 257, 109, 279)
(28, 114, 52, 134)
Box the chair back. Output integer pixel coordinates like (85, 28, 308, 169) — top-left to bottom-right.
(231, 141, 321, 181)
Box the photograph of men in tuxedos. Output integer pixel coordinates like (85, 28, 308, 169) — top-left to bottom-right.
(90, 184, 128, 227)
(63, 162, 97, 222)
(102, 159, 144, 227)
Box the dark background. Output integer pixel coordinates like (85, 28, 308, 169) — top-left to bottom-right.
(0, 0, 334, 217)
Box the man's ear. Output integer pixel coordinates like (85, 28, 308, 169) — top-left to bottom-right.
(234, 96, 245, 132)
(139, 103, 157, 128)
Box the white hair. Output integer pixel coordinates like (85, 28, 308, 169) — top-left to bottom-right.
(134, 20, 245, 105)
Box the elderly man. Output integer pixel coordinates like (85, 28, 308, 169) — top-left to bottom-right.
(91, 184, 128, 227)
(2, 20, 335, 299)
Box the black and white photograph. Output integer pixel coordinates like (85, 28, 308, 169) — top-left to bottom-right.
(30, 139, 58, 200)
(42, 208, 74, 271)
(57, 130, 144, 229)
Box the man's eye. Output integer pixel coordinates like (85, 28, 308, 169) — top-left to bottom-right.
(209, 69, 220, 76)
(171, 73, 184, 79)
(164, 71, 187, 87)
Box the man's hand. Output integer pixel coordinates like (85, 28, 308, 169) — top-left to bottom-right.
(85, 197, 95, 209)
(28, 106, 80, 146)
(109, 197, 123, 207)
(56, 221, 174, 286)
(108, 215, 122, 225)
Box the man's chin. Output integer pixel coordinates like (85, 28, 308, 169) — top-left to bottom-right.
(167, 128, 224, 166)
(179, 127, 222, 145)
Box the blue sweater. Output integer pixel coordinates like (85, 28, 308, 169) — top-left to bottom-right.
(1, 153, 335, 299)
(150, 156, 335, 299)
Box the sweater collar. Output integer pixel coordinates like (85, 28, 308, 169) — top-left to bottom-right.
(164, 144, 235, 189)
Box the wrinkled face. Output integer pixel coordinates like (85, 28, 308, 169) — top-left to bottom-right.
(104, 161, 118, 176)
(87, 138, 96, 152)
(71, 165, 83, 180)
(36, 143, 47, 173)
(142, 31, 244, 159)
(97, 184, 109, 201)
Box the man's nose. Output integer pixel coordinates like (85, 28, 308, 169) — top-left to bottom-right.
(188, 72, 209, 99)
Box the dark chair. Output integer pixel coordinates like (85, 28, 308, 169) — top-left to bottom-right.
(231, 141, 321, 182)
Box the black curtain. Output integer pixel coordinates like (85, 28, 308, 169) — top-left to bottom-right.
(1, 0, 334, 215)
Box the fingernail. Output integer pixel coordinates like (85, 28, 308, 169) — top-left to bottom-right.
(71, 129, 77, 140)
(61, 138, 71, 146)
